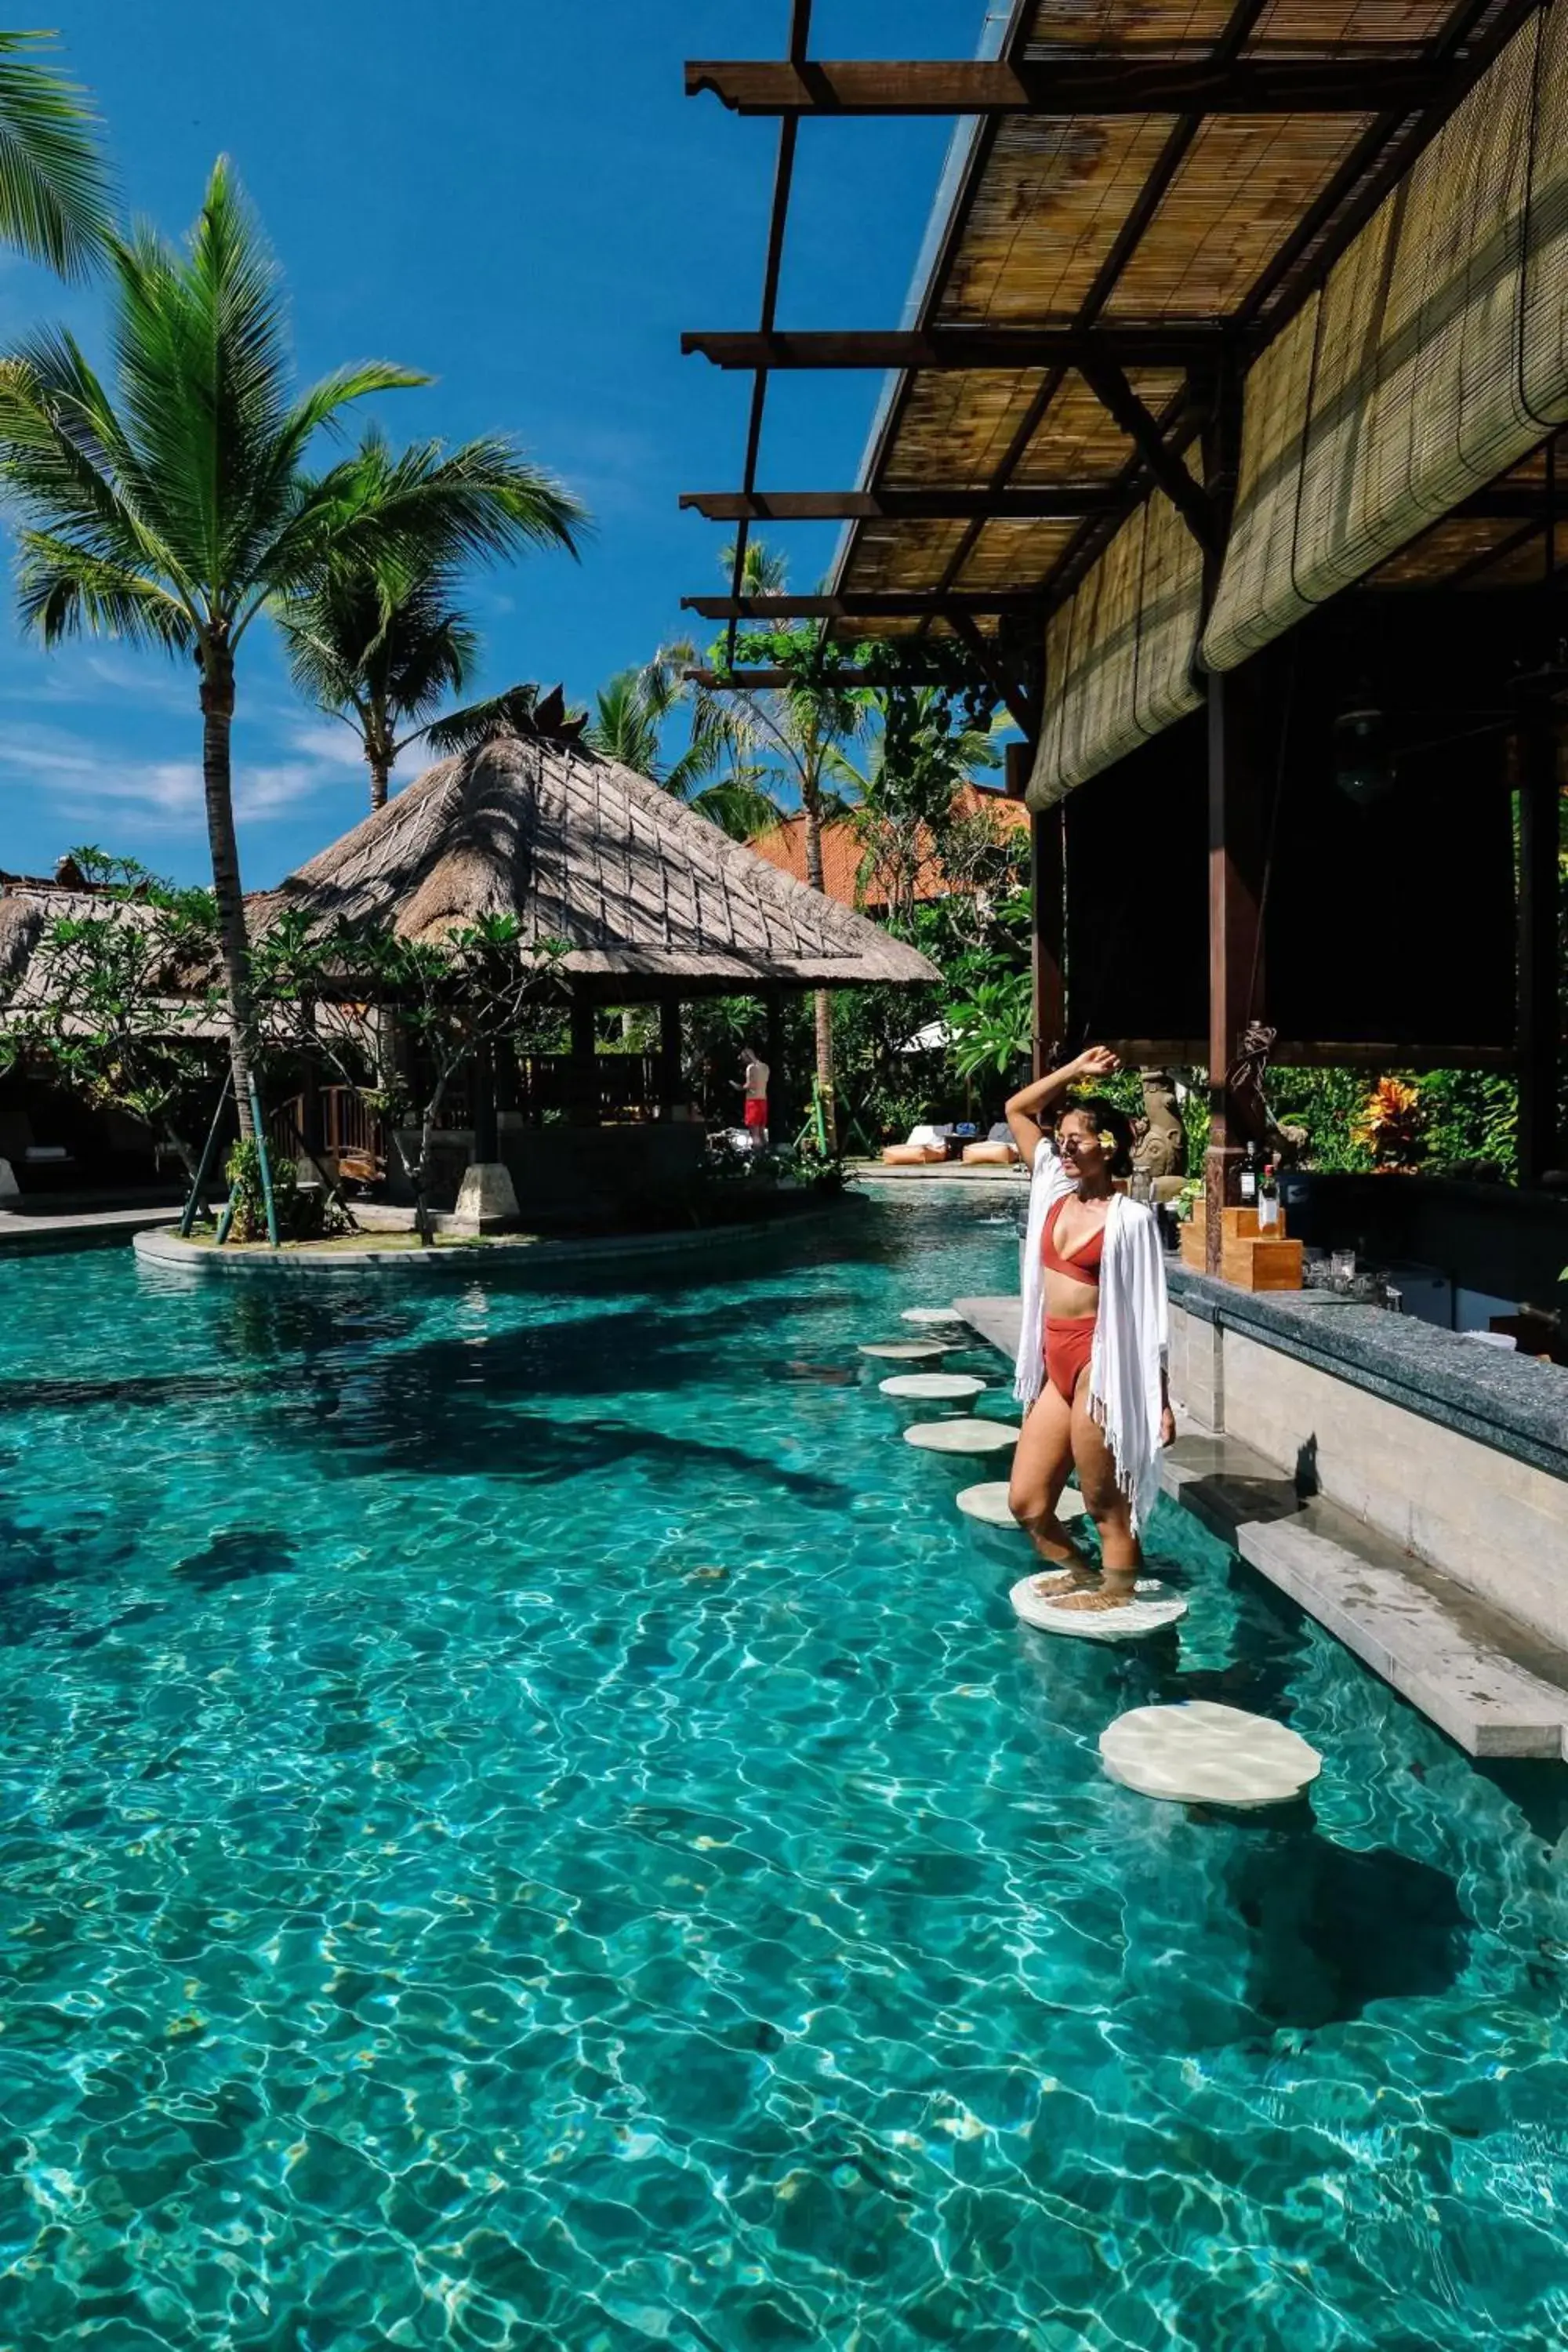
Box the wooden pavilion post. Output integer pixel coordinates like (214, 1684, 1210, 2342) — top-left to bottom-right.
(1516, 696, 1562, 1185)
(1030, 804, 1065, 1081)
(764, 988, 788, 1142)
(473, 1040, 499, 1161)
(1205, 658, 1269, 1275)
(1009, 739, 1061, 1083)
(569, 990, 600, 1127)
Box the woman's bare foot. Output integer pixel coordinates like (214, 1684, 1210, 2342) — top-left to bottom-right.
(1028, 1567, 1099, 1599)
(1049, 1579, 1139, 1613)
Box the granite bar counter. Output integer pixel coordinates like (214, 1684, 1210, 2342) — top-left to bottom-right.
(1167, 1266, 1568, 1483)
(1165, 1265, 1568, 1652)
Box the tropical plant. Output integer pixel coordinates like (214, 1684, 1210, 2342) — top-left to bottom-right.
(0, 848, 224, 1174)
(1351, 1075, 1425, 1170)
(277, 426, 586, 811)
(585, 641, 782, 839)
(0, 160, 458, 1130)
(949, 971, 1033, 1083)
(0, 31, 112, 278)
(843, 683, 1004, 934)
(257, 912, 568, 1243)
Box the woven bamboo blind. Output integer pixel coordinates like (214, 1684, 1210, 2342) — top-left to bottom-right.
(1029, 471, 1205, 806)
(1205, 2, 1567, 670)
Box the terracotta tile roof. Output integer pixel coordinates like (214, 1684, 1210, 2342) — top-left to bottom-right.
(748, 785, 1027, 914)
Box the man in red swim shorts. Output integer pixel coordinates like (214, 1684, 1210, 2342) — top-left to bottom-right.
(741, 1042, 770, 1144)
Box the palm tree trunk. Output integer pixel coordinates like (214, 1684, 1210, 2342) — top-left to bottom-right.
(801, 777, 838, 1154)
(199, 638, 257, 1138)
(368, 754, 391, 811)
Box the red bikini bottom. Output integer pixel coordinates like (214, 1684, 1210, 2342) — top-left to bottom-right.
(1044, 1314, 1096, 1403)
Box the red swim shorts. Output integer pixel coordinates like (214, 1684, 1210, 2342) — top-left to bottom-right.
(1044, 1314, 1095, 1403)
(744, 1098, 769, 1130)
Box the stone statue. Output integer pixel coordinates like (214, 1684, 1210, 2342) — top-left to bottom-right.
(1131, 1068, 1185, 1180)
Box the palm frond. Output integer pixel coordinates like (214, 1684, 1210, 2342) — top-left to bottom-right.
(16, 529, 194, 652)
(685, 774, 787, 841)
(424, 683, 546, 757)
(0, 32, 112, 281)
(586, 669, 661, 774)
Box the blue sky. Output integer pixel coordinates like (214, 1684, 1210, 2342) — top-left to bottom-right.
(0, 2, 989, 888)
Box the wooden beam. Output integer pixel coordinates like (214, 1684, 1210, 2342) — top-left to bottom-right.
(683, 591, 1047, 620)
(681, 485, 1116, 522)
(1076, 353, 1217, 550)
(686, 56, 1441, 117)
(683, 326, 1226, 372)
(688, 665, 997, 688)
(1516, 699, 1562, 1184)
(1029, 798, 1065, 1080)
(1205, 658, 1271, 1273)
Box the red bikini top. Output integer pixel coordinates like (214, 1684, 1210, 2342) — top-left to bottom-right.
(1042, 1195, 1105, 1283)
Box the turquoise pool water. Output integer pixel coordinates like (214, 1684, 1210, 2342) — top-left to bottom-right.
(2, 1193, 1568, 2349)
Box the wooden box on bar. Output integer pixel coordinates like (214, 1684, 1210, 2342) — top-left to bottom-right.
(1179, 1202, 1304, 1292)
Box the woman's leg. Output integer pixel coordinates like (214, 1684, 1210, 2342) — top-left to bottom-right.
(1008, 1382, 1094, 1587)
(1047, 1381, 1142, 1611)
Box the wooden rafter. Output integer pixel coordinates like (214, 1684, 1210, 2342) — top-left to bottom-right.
(681, 486, 1118, 522)
(686, 56, 1443, 118)
(684, 326, 1227, 372)
(683, 592, 1047, 620)
(1075, 354, 1218, 550)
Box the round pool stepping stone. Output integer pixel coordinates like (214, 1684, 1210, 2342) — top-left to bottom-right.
(1010, 1574, 1185, 1642)
(859, 1341, 949, 1362)
(1099, 1700, 1322, 1806)
(904, 1417, 1015, 1456)
(880, 1371, 986, 1401)
(901, 1306, 966, 1327)
(956, 1482, 1086, 1527)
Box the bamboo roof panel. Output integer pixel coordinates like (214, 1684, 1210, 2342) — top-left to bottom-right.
(1013, 371, 1184, 478)
(1105, 117, 1374, 314)
(935, 117, 1181, 322)
(838, 517, 975, 593)
(953, 517, 1080, 587)
(831, 0, 1534, 615)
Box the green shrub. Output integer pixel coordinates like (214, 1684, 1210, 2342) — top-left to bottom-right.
(223, 1138, 351, 1242)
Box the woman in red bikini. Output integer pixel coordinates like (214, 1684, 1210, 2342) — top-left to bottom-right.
(1004, 1047, 1176, 1613)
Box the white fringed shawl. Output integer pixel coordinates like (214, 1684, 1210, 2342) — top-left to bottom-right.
(1013, 1138, 1170, 1534)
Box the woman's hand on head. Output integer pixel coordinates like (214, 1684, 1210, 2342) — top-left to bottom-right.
(1075, 1045, 1121, 1080)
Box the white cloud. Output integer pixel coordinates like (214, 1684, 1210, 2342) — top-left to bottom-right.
(0, 718, 361, 834)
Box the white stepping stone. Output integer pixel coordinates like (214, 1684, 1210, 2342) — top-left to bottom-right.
(1099, 1700, 1322, 1806)
(1010, 1574, 1185, 1642)
(902, 1306, 965, 1327)
(859, 1341, 949, 1362)
(904, 1418, 1016, 1456)
(879, 1372, 985, 1401)
(956, 1482, 1086, 1527)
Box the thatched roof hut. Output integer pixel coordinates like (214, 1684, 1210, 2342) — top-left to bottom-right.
(256, 731, 939, 996)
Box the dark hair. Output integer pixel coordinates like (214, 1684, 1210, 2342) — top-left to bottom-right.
(1054, 1095, 1134, 1176)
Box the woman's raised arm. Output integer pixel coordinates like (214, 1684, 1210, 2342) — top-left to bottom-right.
(1005, 1045, 1121, 1164)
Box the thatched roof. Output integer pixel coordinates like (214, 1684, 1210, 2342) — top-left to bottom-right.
(258, 732, 939, 992)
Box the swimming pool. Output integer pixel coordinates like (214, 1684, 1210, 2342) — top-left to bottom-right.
(2, 1192, 1567, 2348)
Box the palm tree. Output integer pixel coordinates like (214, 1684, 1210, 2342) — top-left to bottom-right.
(713, 550, 870, 1149)
(586, 641, 782, 840)
(278, 428, 585, 811)
(0, 160, 558, 1132)
(0, 31, 112, 278)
